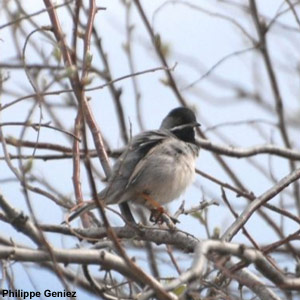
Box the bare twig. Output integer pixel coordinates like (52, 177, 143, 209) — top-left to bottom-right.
(222, 168, 300, 241)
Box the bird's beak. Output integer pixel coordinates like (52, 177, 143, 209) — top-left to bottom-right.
(193, 122, 201, 128)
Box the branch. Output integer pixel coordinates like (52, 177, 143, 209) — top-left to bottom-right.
(197, 137, 300, 160)
(0, 193, 42, 245)
(222, 167, 300, 241)
(0, 246, 149, 285)
(0, 65, 172, 111)
(249, 0, 300, 214)
(138, 240, 290, 300)
(41, 224, 199, 252)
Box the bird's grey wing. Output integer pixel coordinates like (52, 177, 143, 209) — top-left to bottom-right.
(100, 130, 170, 203)
(125, 139, 168, 189)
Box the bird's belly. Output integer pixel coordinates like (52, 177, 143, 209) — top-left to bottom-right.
(140, 141, 197, 205)
(154, 155, 195, 204)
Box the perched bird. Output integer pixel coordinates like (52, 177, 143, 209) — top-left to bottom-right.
(68, 107, 200, 224)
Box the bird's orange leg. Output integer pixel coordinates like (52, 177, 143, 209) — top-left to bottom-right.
(140, 192, 165, 224)
(140, 193, 179, 224)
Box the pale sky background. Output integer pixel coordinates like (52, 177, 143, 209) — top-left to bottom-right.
(1, 0, 300, 298)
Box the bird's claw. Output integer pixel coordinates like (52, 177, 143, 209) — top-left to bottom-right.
(149, 209, 180, 227)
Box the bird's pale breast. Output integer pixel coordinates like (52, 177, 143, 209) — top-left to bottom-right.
(136, 137, 198, 205)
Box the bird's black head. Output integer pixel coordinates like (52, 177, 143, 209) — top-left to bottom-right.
(160, 107, 200, 144)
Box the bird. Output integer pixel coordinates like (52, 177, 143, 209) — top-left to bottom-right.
(67, 107, 200, 225)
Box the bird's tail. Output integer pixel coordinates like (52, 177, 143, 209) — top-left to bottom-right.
(64, 201, 96, 224)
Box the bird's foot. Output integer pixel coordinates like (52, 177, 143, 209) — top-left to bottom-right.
(149, 207, 165, 224)
(141, 192, 179, 229)
(150, 208, 179, 228)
